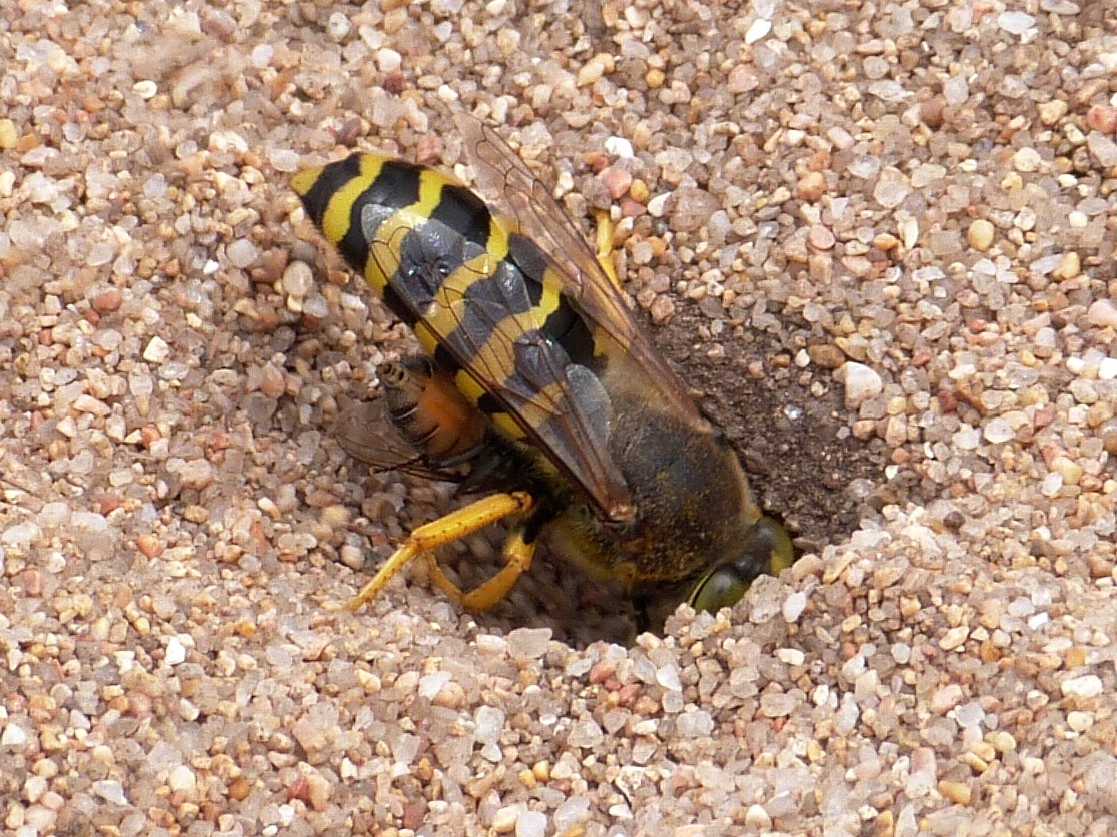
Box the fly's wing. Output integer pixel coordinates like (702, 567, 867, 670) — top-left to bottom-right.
(334, 395, 466, 484)
(454, 112, 706, 426)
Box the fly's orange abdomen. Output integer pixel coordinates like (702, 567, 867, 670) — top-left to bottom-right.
(381, 357, 487, 464)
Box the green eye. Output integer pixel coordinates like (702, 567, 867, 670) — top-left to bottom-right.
(689, 566, 748, 614)
(688, 516, 796, 615)
(754, 516, 795, 575)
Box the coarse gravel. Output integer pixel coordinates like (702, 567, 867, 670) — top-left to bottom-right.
(2, 1, 1117, 835)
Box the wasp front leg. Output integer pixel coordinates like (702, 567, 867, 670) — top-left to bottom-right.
(425, 527, 537, 613)
(347, 491, 534, 612)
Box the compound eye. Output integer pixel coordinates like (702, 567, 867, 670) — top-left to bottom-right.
(688, 566, 748, 615)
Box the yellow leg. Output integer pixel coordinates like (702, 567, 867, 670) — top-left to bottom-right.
(346, 491, 534, 612)
(594, 209, 622, 292)
(425, 528, 536, 613)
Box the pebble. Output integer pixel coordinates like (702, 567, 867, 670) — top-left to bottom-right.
(759, 693, 797, 718)
(940, 627, 969, 651)
(600, 166, 632, 200)
(1087, 132, 1117, 167)
(1039, 99, 1068, 126)
(143, 335, 170, 363)
(998, 11, 1035, 35)
(840, 362, 883, 408)
(227, 238, 258, 268)
(967, 219, 995, 251)
(1087, 105, 1117, 134)
(1087, 300, 1117, 328)
(507, 627, 550, 659)
(983, 419, 1014, 444)
(515, 810, 546, 837)
(797, 171, 827, 202)
(931, 684, 964, 714)
(1061, 675, 1102, 699)
(1067, 711, 1094, 733)
(647, 192, 670, 217)
(604, 136, 634, 159)
(475, 706, 506, 743)
(165, 636, 187, 666)
(283, 260, 314, 297)
(1012, 147, 1043, 172)
(776, 648, 805, 666)
(377, 48, 402, 73)
(568, 718, 604, 748)
(2, 723, 28, 747)
(93, 780, 127, 806)
(677, 709, 714, 736)
(492, 806, 519, 833)
(168, 765, 196, 794)
(0, 118, 17, 149)
(745, 18, 771, 45)
(306, 772, 332, 810)
(782, 591, 807, 622)
(939, 780, 972, 806)
(808, 225, 835, 250)
(671, 187, 719, 233)
(745, 804, 772, 830)
(873, 167, 910, 208)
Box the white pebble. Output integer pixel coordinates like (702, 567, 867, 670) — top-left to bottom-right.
(2, 522, 40, 549)
(1061, 674, 1102, 699)
(647, 193, 670, 217)
(250, 44, 273, 68)
(776, 648, 805, 665)
(1041, 473, 1063, 498)
(1, 723, 29, 747)
(939, 626, 969, 651)
(953, 426, 981, 450)
(998, 11, 1035, 35)
(604, 136, 634, 159)
(268, 148, 300, 172)
(418, 672, 452, 699)
(327, 11, 351, 41)
(507, 627, 550, 659)
(782, 591, 807, 622)
(143, 335, 170, 363)
(377, 48, 402, 74)
(745, 18, 771, 45)
(983, 419, 1014, 444)
(1013, 147, 1042, 172)
(165, 636, 187, 666)
(515, 810, 546, 837)
(474, 706, 505, 743)
(133, 80, 158, 99)
(745, 804, 772, 830)
(492, 805, 519, 833)
(227, 238, 258, 268)
(93, 780, 128, 806)
(1068, 711, 1094, 732)
(168, 764, 196, 794)
(1087, 299, 1117, 328)
(656, 664, 682, 692)
(840, 361, 883, 408)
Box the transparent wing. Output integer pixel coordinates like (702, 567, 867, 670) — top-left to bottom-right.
(334, 395, 467, 484)
(454, 111, 704, 425)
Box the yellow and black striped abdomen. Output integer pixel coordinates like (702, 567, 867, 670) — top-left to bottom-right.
(293, 153, 602, 454)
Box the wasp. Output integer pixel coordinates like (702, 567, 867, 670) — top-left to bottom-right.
(292, 112, 793, 628)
